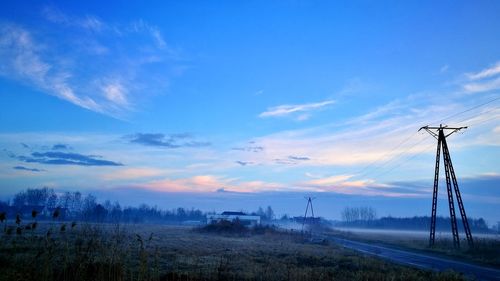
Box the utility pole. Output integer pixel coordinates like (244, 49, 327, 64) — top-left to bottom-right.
(302, 197, 316, 232)
(419, 124, 473, 248)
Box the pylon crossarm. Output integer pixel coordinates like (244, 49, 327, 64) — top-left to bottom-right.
(445, 127, 467, 137)
(419, 126, 467, 139)
(424, 126, 466, 130)
(420, 127, 439, 139)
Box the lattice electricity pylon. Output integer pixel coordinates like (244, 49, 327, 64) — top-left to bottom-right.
(419, 124, 473, 248)
(301, 197, 316, 232)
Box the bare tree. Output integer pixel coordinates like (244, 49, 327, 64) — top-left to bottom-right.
(341, 206, 376, 223)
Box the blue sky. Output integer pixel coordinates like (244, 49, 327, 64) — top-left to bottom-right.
(0, 1, 499, 222)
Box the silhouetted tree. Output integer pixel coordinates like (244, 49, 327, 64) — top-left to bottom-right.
(25, 187, 50, 206)
(93, 204, 108, 222)
(82, 194, 97, 220)
(12, 192, 27, 208)
(265, 206, 275, 221)
(110, 201, 122, 222)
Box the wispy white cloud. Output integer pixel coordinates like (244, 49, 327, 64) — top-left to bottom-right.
(440, 64, 449, 73)
(463, 77, 500, 93)
(241, 75, 500, 174)
(0, 24, 105, 113)
(128, 19, 171, 50)
(299, 174, 425, 197)
(344, 100, 402, 125)
(259, 100, 335, 119)
(102, 81, 130, 108)
(80, 15, 104, 32)
(462, 61, 500, 93)
(0, 7, 182, 118)
(42, 6, 105, 32)
(0, 25, 49, 81)
(466, 62, 500, 80)
(305, 174, 355, 185)
(295, 114, 311, 121)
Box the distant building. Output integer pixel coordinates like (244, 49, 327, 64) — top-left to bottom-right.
(207, 211, 260, 226)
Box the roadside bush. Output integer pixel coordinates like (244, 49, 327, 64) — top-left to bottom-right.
(197, 220, 279, 236)
(197, 219, 248, 235)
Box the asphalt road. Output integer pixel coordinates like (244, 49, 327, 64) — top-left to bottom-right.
(326, 236, 500, 281)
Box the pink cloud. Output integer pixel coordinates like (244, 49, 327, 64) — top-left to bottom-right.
(138, 175, 290, 193)
(300, 174, 423, 198)
(101, 167, 165, 180)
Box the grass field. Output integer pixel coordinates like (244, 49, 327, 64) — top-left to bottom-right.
(0, 222, 466, 281)
(329, 227, 500, 269)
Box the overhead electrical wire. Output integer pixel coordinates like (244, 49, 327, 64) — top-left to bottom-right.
(351, 95, 500, 180)
(453, 107, 499, 125)
(354, 130, 419, 175)
(369, 142, 436, 181)
(357, 135, 428, 179)
(432, 96, 500, 124)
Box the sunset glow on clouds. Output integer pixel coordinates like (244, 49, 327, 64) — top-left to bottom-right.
(143, 175, 288, 193)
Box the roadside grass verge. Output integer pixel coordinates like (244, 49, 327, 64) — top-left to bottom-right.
(327, 228, 500, 268)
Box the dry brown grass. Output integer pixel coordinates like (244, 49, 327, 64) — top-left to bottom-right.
(0, 223, 466, 281)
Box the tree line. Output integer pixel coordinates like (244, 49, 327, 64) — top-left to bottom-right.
(338, 207, 490, 232)
(0, 187, 276, 224)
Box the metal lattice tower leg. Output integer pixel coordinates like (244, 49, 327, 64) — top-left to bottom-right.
(302, 199, 310, 232)
(441, 131, 460, 248)
(309, 198, 315, 219)
(429, 136, 441, 247)
(442, 136, 474, 247)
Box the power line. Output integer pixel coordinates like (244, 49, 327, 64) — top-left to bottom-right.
(435, 95, 500, 124)
(369, 142, 435, 181)
(465, 114, 500, 127)
(355, 130, 418, 175)
(353, 96, 499, 179)
(453, 107, 499, 125)
(356, 133, 428, 179)
(363, 106, 497, 182)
